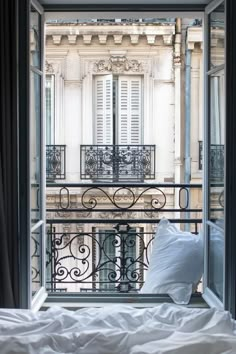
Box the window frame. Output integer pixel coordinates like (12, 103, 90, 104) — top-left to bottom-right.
(17, 0, 236, 316)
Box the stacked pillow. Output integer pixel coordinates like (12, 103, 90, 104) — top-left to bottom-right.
(140, 218, 204, 304)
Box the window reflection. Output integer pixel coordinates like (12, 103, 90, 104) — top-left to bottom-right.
(209, 69, 224, 223)
(46, 75, 55, 145)
(30, 71, 41, 225)
(208, 224, 224, 300)
(31, 229, 42, 293)
(210, 2, 225, 69)
(30, 6, 41, 68)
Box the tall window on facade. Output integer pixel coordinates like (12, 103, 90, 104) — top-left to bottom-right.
(94, 75, 142, 145)
(91, 75, 145, 181)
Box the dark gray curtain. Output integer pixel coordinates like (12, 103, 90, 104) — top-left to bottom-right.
(0, 0, 20, 308)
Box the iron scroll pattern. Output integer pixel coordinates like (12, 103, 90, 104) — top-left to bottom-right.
(31, 232, 53, 287)
(46, 145, 66, 180)
(46, 224, 153, 292)
(53, 185, 168, 213)
(46, 183, 203, 292)
(81, 186, 166, 211)
(199, 141, 224, 180)
(80, 145, 155, 181)
(48, 184, 203, 216)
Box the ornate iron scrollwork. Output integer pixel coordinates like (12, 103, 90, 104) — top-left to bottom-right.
(199, 141, 224, 180)
(80, 145, 155, 181)
(46, 145, 66, 180)
(46, 224, 152, 292)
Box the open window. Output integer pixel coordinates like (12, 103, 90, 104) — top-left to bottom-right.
(203, 0, 225, 309)
(29, 0, 47, 310)
(19, 0, 234, 313)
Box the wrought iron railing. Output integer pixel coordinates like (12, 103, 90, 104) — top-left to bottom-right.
(46, 145, 66, 180)
(80, 145, 155, 181)
(45, 182, 203, 293)
(199, 141, 224, 180)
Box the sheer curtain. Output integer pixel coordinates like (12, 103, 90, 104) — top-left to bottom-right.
(0, 0, 20, 308)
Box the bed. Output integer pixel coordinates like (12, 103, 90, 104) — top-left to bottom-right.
(0, 303, 236, 354)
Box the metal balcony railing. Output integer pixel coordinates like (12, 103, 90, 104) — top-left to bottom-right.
(80, 145, 156, 181)
(32, 182, 206, 294)
(46, 145, 66, 180)
(199, 141, 224, 180)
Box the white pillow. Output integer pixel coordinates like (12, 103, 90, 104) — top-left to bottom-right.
(140, 218, 204, 304)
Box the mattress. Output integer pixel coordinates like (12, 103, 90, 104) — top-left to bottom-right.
(0, 303, 235, 354)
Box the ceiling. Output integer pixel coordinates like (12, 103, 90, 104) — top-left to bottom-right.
(40, 0, 212, 4)
(41, 0, 215, 21)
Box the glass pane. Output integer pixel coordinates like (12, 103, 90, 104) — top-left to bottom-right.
(209, 69, 225, 224)
(209, 2, 225, 69)
(30, 71, 41, 226)
(46, 75, 55, 145)
(31, 226, 43, 294)
(30, 6, 41, 68)
(208, 224, 224, 300)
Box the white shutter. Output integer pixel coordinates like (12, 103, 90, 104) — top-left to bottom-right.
(118, 76, 142, 145)
(94, 75, 113, 144)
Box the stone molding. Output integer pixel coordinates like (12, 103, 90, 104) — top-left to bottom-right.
(46, 24, 175, 46)
(94, 55, 143, 73)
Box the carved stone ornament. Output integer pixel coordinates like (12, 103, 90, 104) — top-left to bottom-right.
(94, 56, 143, 73)
(56, 211, 72, 218)
(45, 60, 54, 73)
(98, 211, 137, 219)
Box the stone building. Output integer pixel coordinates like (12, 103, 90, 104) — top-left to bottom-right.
(37, 17, 223, 293)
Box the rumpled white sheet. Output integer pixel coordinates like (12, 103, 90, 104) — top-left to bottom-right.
(0, 304, 236, 354)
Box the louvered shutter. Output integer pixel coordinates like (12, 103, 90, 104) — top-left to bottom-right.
(94, 75, 113, 144)
(118, 76, 142, 145)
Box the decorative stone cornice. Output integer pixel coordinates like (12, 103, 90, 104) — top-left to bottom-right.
(94, 56, 143, 73)
(46, 24, 175, 46)
(186, 26, 224, 50)
(52, 35, 62, 45)
(98, 34, 107, 44)
(83, 35, 92, 44)
(68, 35, 77, 44)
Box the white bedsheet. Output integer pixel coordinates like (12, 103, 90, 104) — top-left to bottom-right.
(0, 304, 236, 354)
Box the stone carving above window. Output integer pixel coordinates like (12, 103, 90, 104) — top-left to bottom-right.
(94, 56, 143, 73)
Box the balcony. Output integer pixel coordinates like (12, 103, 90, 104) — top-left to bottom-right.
(199, 141, 224, 180)
(80, 145, 156, 181)
(46, 145, 66, 180)
(34, 182, 205, 294)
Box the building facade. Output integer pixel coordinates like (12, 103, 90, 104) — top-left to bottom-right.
(34, 18, 212, 293)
